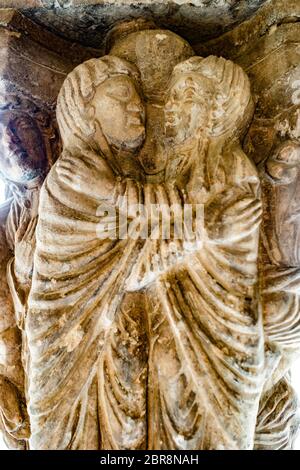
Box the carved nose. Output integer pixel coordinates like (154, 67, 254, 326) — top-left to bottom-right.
(127, 102, 144, 117)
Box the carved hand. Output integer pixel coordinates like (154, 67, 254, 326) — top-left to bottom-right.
(56, 150, 115, 203)
(205, 181, 262, 243)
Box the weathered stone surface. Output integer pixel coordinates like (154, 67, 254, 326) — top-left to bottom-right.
(0, 0, 299, 451)
(23, 23, 264, 450)
(0, 9, 100, 450)
(255, 377, 300, 450)
(0, 9, 100, 105)
(195, 0, 300, 57)
(0, 207, 29, 449)
(198, 0, 300, 450)
(14, 0, 269, 50)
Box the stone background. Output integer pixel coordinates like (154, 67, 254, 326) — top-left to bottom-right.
(0, 0, 269, 49)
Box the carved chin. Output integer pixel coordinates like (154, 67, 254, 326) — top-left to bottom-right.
(107, 129, 145, 152)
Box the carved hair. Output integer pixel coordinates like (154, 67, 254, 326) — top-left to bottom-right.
(170, 55, 254, 139)
(56, 55, 142, 146)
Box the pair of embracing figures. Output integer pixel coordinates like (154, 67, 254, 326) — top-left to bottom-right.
(25, 28, 264, 449)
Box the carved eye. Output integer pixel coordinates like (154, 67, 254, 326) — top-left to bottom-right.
(112, 85, 131, 102)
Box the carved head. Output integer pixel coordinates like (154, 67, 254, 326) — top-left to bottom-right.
(165, 56, 254, 145)
(105, 22, 195, 177)
(57, 56, 145, 154)
(0, 111, 48, 183)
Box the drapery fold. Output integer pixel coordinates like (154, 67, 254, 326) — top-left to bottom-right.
(27, 146, 263, 449)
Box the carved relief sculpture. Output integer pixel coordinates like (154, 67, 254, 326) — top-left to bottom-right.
(0, 10, 95, 449)
(255, 141, 300, 449)
(24, 24, 264, 450)
(0, 8, 300, 450)
(0, 96, 59, 448)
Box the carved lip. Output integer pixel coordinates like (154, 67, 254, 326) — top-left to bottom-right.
(126, 112, 144, 126)
(127, 117, 143, 126)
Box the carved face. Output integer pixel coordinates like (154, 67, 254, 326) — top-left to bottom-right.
(165, 73, 213, 145)
(0, 112, 47, 183)
(91, 75, 145, 152)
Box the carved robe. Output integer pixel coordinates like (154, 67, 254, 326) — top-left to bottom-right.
(6, 179, 41, 330)
(144, 144, 263, 450)
(0, 192, 32, 449)
(254, 149, 300, 449)
(26, 136, 263, 449)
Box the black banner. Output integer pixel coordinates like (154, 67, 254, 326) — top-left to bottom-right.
(0, 449, 295, 467)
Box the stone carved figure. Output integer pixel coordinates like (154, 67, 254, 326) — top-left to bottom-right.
(0, 221, 29, 450)
(27, 55, 149, 450)
(0, 97, 58, 449)
(254, 141, 300, 449)
(25, 26, 264, 450)
(2, 111, 49, 323)
(145, 56, 263, 450)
